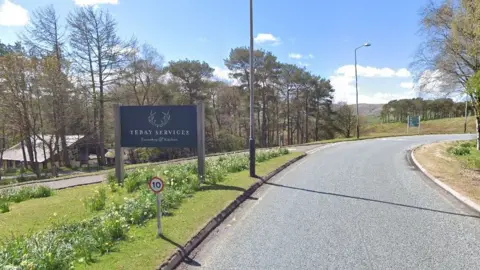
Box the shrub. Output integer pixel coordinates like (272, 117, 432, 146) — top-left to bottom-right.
(0, 186, 53, 204)
(0, 201, 9, 213)
(84, 187, 107, 212)
(124, 168, 154, 193)
(460, 142, 474, 148)
(32, 185, 53, 198)
(451, 146, 471, 156)
(106, 172, 117, 185)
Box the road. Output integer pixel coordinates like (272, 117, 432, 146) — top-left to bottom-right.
(179, 134, 480, 270)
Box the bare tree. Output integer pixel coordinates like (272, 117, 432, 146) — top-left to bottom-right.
(68, 6, 131, 165)
(335, 103, 356, 138)
(22, 5, 72, 167)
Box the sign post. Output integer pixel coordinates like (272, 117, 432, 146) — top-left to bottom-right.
(113, 104, 124, 184)
(149, 176, 164, 236)
(196, 102, 205, 183)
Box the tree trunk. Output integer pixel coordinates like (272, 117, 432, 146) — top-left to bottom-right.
(477, 116, 480, 151)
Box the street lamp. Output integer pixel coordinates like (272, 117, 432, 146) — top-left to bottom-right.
(249, 0, 256, 177)
(354, 42, 371, 139)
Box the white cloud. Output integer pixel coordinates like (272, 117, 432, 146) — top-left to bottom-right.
(74, 0, 118, 6)
(288, 53, 302, 59)
(254, 33, 281, 45)
(288, 53, 314, 60)
(0, 0, 28, 26)
(213, 66, 240, 86)
(396, 68, 411, 77)
(400, 82, 414, 89)
(334, 65, 411, 78)
(330, 64, 416, 104)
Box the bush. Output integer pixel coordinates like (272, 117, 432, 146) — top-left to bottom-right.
(123, 168, 154, 193)
(460, 142, 474, 148)
(0, 201, 9, 213)
(451, 146, 471, 156)
(84, 187, 107, 212)
(32, 185, 53, 198)
(0, 185, 54, 204)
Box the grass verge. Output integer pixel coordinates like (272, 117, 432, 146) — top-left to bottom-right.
(414, 140, 480, 205)
(0, 184, 130, 239)
(77, 152, 302, 270)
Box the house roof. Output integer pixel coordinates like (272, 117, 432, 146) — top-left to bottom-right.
(1, 134, 84, 162)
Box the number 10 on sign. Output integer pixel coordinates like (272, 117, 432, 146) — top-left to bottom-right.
(149, 177, 164, 236)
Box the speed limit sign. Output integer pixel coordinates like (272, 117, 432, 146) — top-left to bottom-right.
(149, 177, 164, 193)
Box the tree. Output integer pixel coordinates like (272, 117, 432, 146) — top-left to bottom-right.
(413, 0, 480, 149)
(167, 59, 214, 104)
(335, 103, 356, 138)
(68, 6, 131, 165)
(22, 5, 72, 167)
(466, 70, 480, 148)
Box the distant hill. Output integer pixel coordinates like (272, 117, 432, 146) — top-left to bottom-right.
(332, 103, 384, 117)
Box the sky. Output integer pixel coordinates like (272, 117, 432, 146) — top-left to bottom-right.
(0, 0, 448, 104)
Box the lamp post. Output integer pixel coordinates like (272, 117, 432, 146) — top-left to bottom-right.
(249, 0, 256, 177)
(354, 42, 371, 139)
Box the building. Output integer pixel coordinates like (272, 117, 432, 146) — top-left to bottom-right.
(0, 134, 106, 169)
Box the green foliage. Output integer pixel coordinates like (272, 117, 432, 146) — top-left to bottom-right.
(0, 185, 54, 205)
(0, 149, 291, 268)
(84, 187, 107, 212)
(123, 168, 154, 193)
(460, 141, 474, 148)
(0, 201, 9, 213)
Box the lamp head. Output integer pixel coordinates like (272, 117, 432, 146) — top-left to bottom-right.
(364, 43, 371, 47)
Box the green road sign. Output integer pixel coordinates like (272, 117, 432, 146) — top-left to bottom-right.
(408, 116, 420, 127)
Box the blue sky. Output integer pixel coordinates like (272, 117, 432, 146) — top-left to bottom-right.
(0, 0, 434, 104)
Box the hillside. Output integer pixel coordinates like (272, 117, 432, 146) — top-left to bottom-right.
(333, 103, 384, 117)
(363, 116, 475, 137)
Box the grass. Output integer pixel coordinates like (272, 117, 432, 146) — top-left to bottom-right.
(0, 184, 130, 239)
(414, 140, 480, 206)
(447, 140, 480, 169)
(75, 152, 301, 270)
(363, 116, 475, 136)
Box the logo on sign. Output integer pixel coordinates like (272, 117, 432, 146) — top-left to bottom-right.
(148, 110, 171, 128)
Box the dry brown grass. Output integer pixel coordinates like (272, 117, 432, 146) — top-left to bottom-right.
(414, 141, 480, 205)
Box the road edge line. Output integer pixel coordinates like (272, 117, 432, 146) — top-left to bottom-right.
(410, 145, 480, 214)
(156, 153, 307, 270)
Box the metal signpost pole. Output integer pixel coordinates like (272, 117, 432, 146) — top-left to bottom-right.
(418, 116, 421, 134)
(156, 193, 162, 236)
(149, 177, 164, 236)
(249, 0, 256, 177)
(197, 102, 205, 183)
(113, 104, 124, 184)
(407, 115, 409, 135)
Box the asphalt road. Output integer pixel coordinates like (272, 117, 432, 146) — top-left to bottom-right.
(179, 134, 480, 270)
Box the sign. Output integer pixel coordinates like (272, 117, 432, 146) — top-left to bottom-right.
(120, 105, 198, 148)
(408, 115, 420, 127)
(149, 177, 164, 193)
(113, 103, 205, 187)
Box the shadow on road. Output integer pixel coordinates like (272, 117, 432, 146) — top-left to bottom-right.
(264, 182, 480, 219)
(159, 235, 201, 267)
